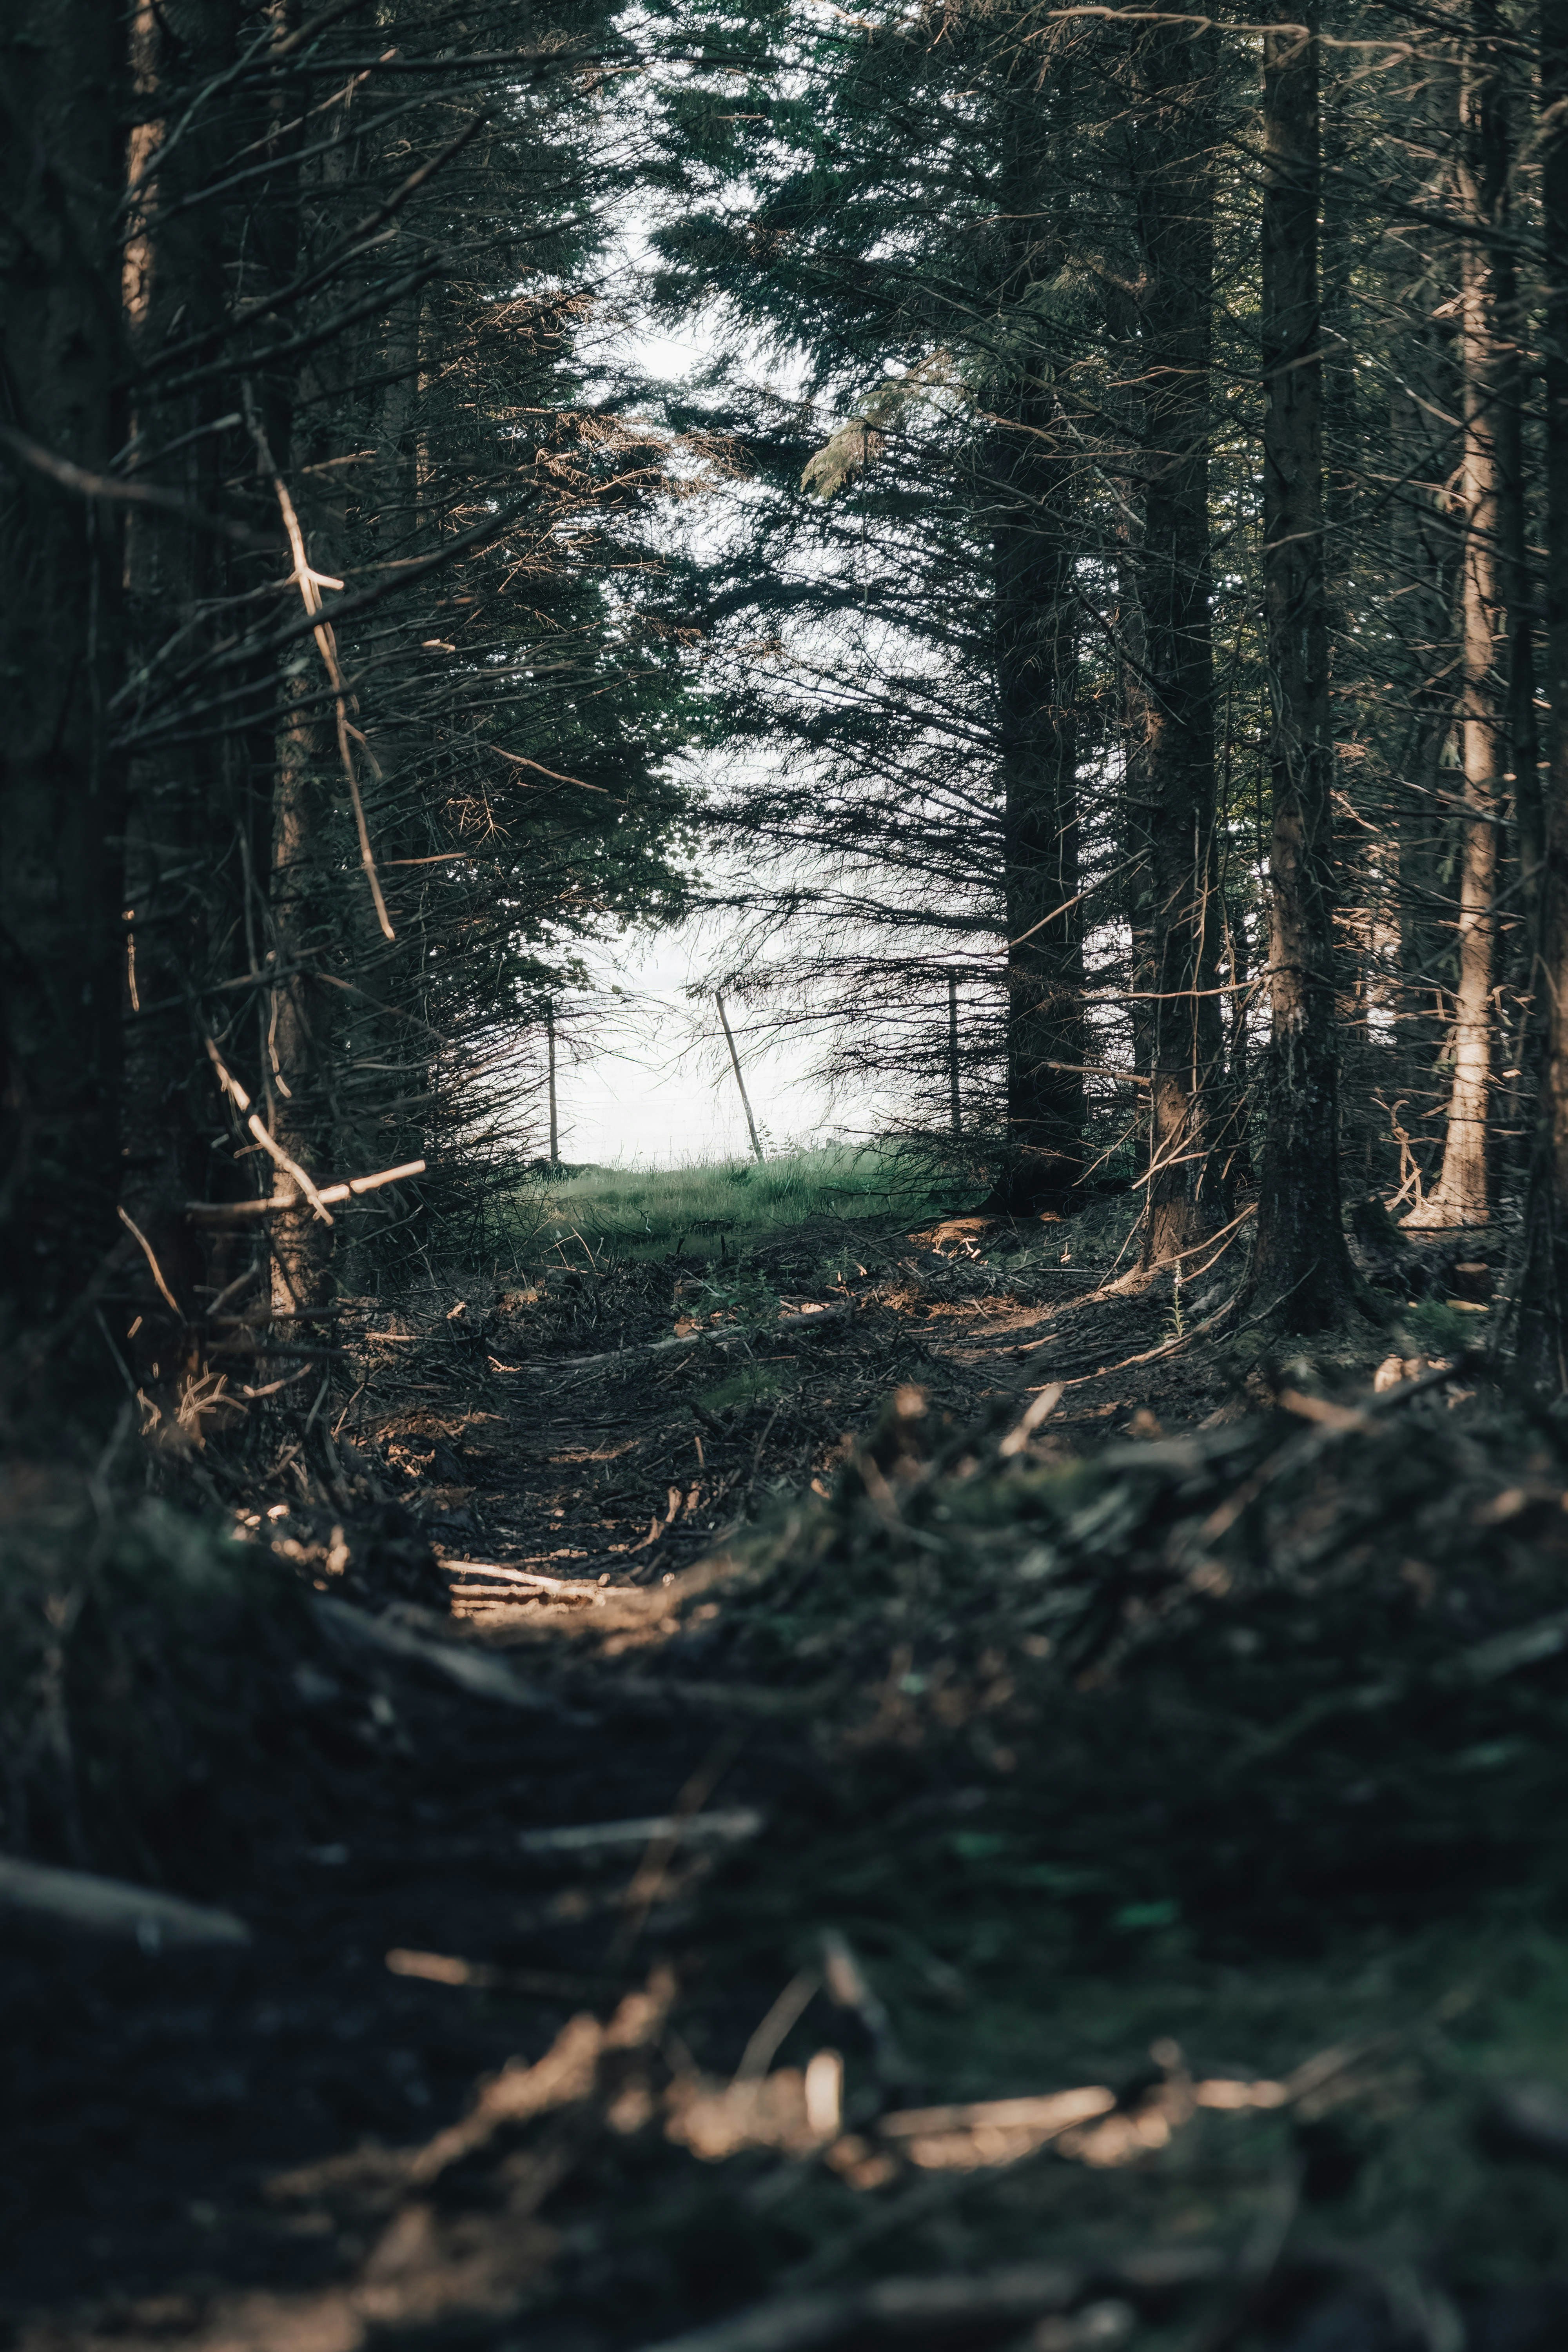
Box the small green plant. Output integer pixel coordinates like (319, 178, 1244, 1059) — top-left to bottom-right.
(1399, 1297, 1479, 1357)
(688, 1269, 781, 1330)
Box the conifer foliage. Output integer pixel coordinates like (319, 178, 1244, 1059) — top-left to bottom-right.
(4, 0, 1568, 1415)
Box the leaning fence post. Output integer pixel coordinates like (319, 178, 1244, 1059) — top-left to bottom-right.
(546, 1000, 559, 1166)
(715, 990, 765, 1163)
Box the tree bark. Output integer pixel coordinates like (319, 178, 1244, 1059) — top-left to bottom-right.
(1132, 20, 1231, 1267)
(1251, 0, 1357, 1328)
(263, 91, 352, 1316)
(0, 0, 129, 1415)
(1406, 17, 1510, 1230)
(985, 71, 1085, 1217)
(120, 0, 247, 1352)
(1483, 0, 1541, 1188)
(1514, 4, 1568, 1385)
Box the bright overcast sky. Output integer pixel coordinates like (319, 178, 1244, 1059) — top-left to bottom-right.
(557, 231, 843, 1168)
(559, 914, 834, 1168)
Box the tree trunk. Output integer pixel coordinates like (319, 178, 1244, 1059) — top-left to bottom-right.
(1514, 5, 1568, 1384)
(1484, 0, 1541, 1189)
(985, 71, 1085, 1218)
(263, 109, 354, 1316)
(120, 0, 247, 1351)
(1406, 22, 1508, 1230)
(268, 681, 342, 1315)
(1132, 21, 1230, 1267)
(1390, 366, 1458, 1198)
(0, 0, 129, 1417)
(1251, 0, 1357, 1328)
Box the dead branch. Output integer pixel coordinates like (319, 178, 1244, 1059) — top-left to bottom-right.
(516, 1809, 765, 1858)
(311, 1595, 568, 1711)
(0, 1857, 250, 1951)
(632, 2259, 1123, 2352)
(489, 1300, 853, 1377)
(185, 1156, 425, 1221)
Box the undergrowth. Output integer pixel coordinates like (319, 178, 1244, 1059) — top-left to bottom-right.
(398, 1365, 1568, 2345)
(0, 1471, 323, 1885)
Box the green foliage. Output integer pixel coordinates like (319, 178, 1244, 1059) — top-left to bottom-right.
(1400, 1298, 1483, 1356)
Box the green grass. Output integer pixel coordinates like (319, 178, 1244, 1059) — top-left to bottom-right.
(506, 1144, 960, 1263)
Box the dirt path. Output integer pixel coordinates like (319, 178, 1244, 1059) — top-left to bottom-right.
(358, 1214, 1243, 1603)
(12, 1210, 1538, 2352)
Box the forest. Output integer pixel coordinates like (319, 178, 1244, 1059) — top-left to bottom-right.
(6, 2, 1568, 2347)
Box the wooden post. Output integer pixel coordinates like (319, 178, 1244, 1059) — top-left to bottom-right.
(716, 991, 766, 1163)
(948, 972, 962, 1136)
(546, 1000, 559, 1167)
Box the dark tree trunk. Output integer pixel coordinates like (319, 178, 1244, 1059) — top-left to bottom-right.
(0, 0, 129, 1417)
(985, 73, 1085, 1218)
(1514, 5, 1568, 1384)
(1132, 20, 1231, 1267)
(120, 0, 247, 1347)
(260, 102, 349, 1316)
(1251, 0, 1357, 1328)
(993, 471, 1085, 1215)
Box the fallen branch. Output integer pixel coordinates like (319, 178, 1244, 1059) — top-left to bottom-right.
(878, 2087, 1115, 2143)
(490, 1300, 853, 1377)
(386, 1948, 630, 1998)
(311, 1597, 564, 1711)
(443, 1559, 640, 1602)
(822, 1929, 916, 2090)
(632, 2258, 1155, 2352)
(517, 1809, 765, 1858)
(0, 1856, 250, 1951)
(583, 1673, 848, 1721)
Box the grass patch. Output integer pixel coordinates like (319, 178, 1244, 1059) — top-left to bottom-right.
(1399, 1296, 1488, 1356)
(694, 1363, 800, 1416)
(503, 1145, 964, 1265)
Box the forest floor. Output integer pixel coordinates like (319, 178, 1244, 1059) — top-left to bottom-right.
(8, 1196, 1568, 2352)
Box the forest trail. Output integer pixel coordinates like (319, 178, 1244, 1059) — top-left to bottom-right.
(14, 1210, 1558, 2352)
(354, 1207, 1258, 1612)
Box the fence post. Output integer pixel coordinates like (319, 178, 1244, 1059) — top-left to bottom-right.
(546, 1000, 559, 1167)
(715, 990, 766, 1163)
(948, 971, 962, 1136)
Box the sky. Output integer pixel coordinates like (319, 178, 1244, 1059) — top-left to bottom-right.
(555, 915, 835, 1168)
(557, 217, 844, 1167)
